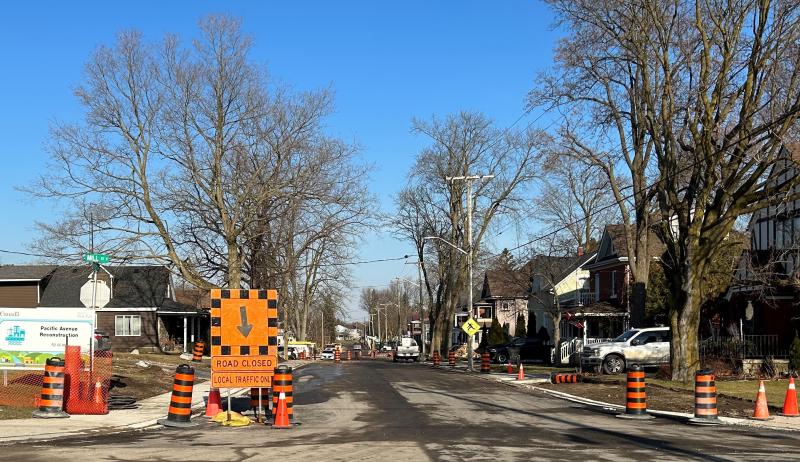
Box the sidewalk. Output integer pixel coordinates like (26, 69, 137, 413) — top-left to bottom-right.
(425, 361, 800, 432)
(0, 359, 312, 445)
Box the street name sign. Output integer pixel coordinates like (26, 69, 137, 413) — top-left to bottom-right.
(82, 253, 110, 264)
(461, 317, 480, 337)
(210, 289, 278, 388)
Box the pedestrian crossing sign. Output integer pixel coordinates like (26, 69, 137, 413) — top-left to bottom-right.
(461, 317, 480, 336)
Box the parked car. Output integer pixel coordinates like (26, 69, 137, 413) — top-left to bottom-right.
(380, 342, 396, 352)
(320, 348, 335, 360)
(93, 330, 111, 351)
(486, 336, 550, 364)
(393, 337, 420, 362)
(580, 327, 671, 374)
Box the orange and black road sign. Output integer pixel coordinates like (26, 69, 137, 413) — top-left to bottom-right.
(210, 289, 278, 388)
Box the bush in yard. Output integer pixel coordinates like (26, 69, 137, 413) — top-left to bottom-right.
(790, 335, 800, 375)
(515, 313, 527, 338)
(488, 315, 506, 346)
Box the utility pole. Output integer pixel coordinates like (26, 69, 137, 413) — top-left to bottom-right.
(447, 174, 493, 372)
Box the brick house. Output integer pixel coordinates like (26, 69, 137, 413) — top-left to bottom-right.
(0, 265, 205, 352)
(729, 144, 800, 351)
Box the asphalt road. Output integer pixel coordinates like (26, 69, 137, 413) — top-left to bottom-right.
(4, 360, 800, 461)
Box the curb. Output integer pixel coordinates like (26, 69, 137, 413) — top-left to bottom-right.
(0, 361, 314, 444)
(431, 366, 800, 433)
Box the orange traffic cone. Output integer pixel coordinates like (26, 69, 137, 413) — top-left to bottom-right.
(507, 362, 513, 374)
(750, 380, 772, 420)
(205, 388, 222, 418)
(779, 376, 799, 417)
(517, 363, 525, 381)
(93, 380, 104, 404)
(272, 391, 291, 429)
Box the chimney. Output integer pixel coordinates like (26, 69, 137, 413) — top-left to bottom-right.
(577, 246, 584, 257)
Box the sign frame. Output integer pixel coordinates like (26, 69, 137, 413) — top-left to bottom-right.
(209, 289, 278, 388)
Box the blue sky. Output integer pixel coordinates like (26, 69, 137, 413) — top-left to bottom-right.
(0, 1, 560, 318)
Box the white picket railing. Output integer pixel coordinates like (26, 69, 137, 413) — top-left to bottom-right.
(558, 337, 613, 364)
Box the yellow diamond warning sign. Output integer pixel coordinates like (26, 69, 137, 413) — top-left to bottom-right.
(461, 317, 480, 336)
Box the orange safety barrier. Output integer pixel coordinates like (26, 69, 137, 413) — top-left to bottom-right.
(32, 357, 69, 419)
(448, 350, 456, 367)
(432, 351, 441, 367)
(272, 365, 293, 421)
(250, 387, 270, 422)
(689, 369, 721, 425)
(272, 392, 291, 429)
(616, 364, 653, 420)
(192, 341, 205, 362)
(64, 346, 112, 415)
(346, 350, 352, 361)
(550, 372, 581, 384)
(205, 387, 222, 417)
(750, 380, 772, 421)
(334, 349, 341, 363)
(157, 364, 198, 428)
(480, 352, 491, 374)
(780, 376, 799, 417)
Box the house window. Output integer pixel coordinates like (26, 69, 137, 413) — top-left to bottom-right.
(594, 273, 600, 301)
(115, 315, 141, 336)
(610, 271, 617, 298)
(501, 301, 511, 312)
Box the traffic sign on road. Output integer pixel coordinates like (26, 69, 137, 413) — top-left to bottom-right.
(82, 253, 110, 264)
(461, 317, 480, 336)
(210, 288, 278, 388)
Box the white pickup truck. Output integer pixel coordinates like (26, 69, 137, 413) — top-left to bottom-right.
(580, 327, 671, 374)
(393, 337, 420, 362)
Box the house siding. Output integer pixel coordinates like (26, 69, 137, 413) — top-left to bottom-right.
(589, 265, 628, 305)
(0, 282, 39, 308)
(96, 310, 161, 352)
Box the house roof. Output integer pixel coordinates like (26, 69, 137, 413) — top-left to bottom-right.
(0, 265, 57, 281)
(562, 301, 627, 317)
(593, 224, 666, 264)
(39, 265, 174, 309)
(482, 254, 589, 299)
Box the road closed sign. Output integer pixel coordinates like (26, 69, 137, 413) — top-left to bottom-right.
(0, 308, 94, 367)
(210, 288, 279, 388)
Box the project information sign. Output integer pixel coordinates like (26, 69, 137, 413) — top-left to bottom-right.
(0, 308, 94, 367)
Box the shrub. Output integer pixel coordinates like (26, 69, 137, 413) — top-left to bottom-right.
(789, 335, 800, 375)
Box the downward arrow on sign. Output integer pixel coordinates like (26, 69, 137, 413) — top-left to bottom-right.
(237, 306, 253, 337)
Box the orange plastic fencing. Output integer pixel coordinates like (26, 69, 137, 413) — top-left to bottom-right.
(0, 346, 112, 413)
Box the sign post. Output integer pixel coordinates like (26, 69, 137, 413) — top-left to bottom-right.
(210, 289, 278, 422)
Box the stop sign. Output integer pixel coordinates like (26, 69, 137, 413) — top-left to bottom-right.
(80, 278, 111, 309)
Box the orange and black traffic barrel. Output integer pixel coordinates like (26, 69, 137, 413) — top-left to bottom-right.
(250, 387, 270, 421)
(192, 341, 205, 362)
(448, 350, 456, 367)
(616, 364, 653, 419)
(334, 348, 341, 363)
(157, 364, 198, 427)
(32, 357, 69, 418)
(689, 369, 722, 425)
(432, 351, 441, 367)
(346, 350, 352, 361)
(550, 372, 581, 384)
(272, 365, 294, 421)
(480, 351, 491, 374)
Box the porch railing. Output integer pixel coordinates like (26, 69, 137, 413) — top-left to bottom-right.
(558, 337, 613, 364)
(700, 334, 787, 359)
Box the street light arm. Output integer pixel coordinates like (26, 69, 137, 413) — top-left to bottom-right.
(423, 236, 468, 255)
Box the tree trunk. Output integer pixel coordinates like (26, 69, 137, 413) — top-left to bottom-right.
(227, 243, 241, 289)
(669, 265, 702, 382)
(551, 311, 562, 365)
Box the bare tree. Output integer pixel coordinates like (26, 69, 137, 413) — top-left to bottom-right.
(538, 1, 800, 380)
(532, 1, 661, 329)
(533, 158, 619, 252)
(397, 111, 543, 356)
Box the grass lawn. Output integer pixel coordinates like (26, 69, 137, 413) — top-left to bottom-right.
(0, 406, 33, 419)
(649, 378, 792, 407)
